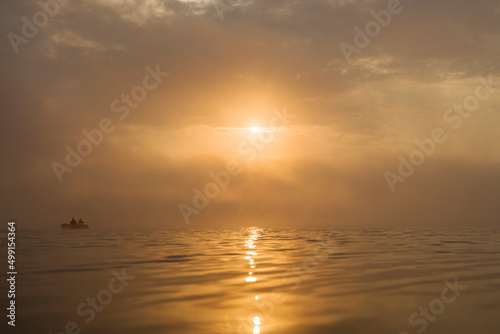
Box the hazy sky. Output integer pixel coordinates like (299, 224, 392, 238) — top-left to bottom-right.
(1, 0, 499, 228)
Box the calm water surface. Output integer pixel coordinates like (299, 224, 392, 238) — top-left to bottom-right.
(5, 228, 500, 333)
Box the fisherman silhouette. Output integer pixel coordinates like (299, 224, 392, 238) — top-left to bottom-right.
(70, 218, 77, 225)
(78, 219, 84, 225)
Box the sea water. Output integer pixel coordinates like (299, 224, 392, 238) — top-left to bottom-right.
(3, 228, 500, 334)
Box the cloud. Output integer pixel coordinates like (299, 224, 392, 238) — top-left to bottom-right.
(1, 0, 499, 228)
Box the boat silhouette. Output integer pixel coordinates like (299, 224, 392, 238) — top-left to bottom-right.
(61, 218, 89, 229)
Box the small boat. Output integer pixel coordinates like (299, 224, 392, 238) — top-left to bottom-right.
(61, 218, 89, 229)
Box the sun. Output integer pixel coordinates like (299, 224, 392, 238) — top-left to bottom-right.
(251, 126, 260, 133)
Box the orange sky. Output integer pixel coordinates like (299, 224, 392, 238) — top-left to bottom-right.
(1, 0, 500, 228)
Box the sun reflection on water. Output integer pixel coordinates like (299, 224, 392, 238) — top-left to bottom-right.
(244, 227, 262, 333)
(244, 228, 260, 284)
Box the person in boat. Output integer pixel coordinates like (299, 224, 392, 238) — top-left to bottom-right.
(78, 219, 84, 225)
(70, 218, 77, 225)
